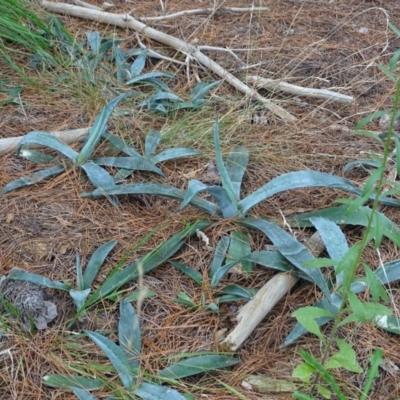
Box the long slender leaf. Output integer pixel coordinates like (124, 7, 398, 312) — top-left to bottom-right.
(85, 330, 135, 391)
(239, 171, 400, 217)
(290, 205, 400, 248)
(73, 388, 99, 400)
(77, 93, 128, 163)
(226, 146, 248, 200)
(217, 284, 253, 301)
(19, 149, 55, 164)
(94, 157, 163, 175)
(210, 260, 241, 288)
(144, 130, 162, 158)
(157, 355, 240, 379)
(226, 230, 252, 274)
(7, 270, 70, 291)
(151, 148, 200, 164)
(80, 161, 115, 189)
(239, 218, 331, 301)
(85, 221, 210, 306)
(125, 72, 175, 85)
(0, 165, 65, 195)
(169, 261, 203, 285)
(81, 183, 218, 216)
(17, 131, 79, 161)
(180, 180, 236, 218)
(135, 382, 186, 400)
(43, 374, 103, 390)
(210, 237, 230, 277)
(101, 132, 141, 158)
(190, 80, 221, 102)
(119, 300, 141, 368)
(83, 241, 117, 289)
(213, 117, 237, 208)
(130, 50, 147, 77)
(310, 217, 348, 286)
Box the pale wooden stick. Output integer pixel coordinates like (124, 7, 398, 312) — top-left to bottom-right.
(138, 7, 270, 21)
(71, 0, 102, 11)
(221, 231, 326, 351)
(0, 128, 90, 155)
(247, 75, 354, 104)
(41, 1, 296, 122)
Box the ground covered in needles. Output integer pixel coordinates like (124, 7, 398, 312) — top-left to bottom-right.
(1, 0, 400, 399)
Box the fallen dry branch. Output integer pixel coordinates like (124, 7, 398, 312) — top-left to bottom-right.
(247, 75, 354, 104)
(138, 6, 270, 21)
(41, 0, 296, 122)
(0, 127, 89, 155)
(221, 231, 326, 351)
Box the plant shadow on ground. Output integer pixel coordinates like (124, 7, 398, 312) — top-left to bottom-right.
(2, 0, 400, 399)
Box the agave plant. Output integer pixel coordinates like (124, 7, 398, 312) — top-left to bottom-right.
(96, 128, 200, 181)
(171, 235, 257, 313)
(140, 80, 222, 114)
(7, 220, 209, 316)
(44, 300, 239, 400)
(82, 117, 400, 302)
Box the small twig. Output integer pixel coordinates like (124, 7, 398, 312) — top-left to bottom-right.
(135, 33, 186, 66)
(138, 6, 269, 22)
(247, 75, 354, 104)
(198, 45, 287, 52)
(41, 1, 296, 121)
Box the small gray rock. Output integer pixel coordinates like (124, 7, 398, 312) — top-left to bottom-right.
(379, 113, 400, 131)
(0, 268, 58, 330)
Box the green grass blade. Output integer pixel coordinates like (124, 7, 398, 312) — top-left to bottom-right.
(73, 388, 99, 400)
(210, 237, 230, 277)
(157, 355, 240, 379)
(119, 300, 141, 368)
(360, 348, 384, 400)
(239, 171, 366, 216)
(80, 161, 115, 189)
(151, 148, 200, 164)
(226, 146, 248, 200)
(17, 131, 79, 161)
(94, 157, 163, 175)
(43, 374, 103, 390)
(85, 330, 135, 391)
(299, 351, 347, 400)
(144, 129, 162, 158)
(213, 117, 237, 208)
(82, 183, 218, 216)
(135, 382, 186, 400)
(169, 261, 203, 285)
(0, 165, 64, 195)
(7, 270, 70, 291)
(239, 218, 331, 301)
(77, 93, 128, 163)
(83, 240, 117, 289)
